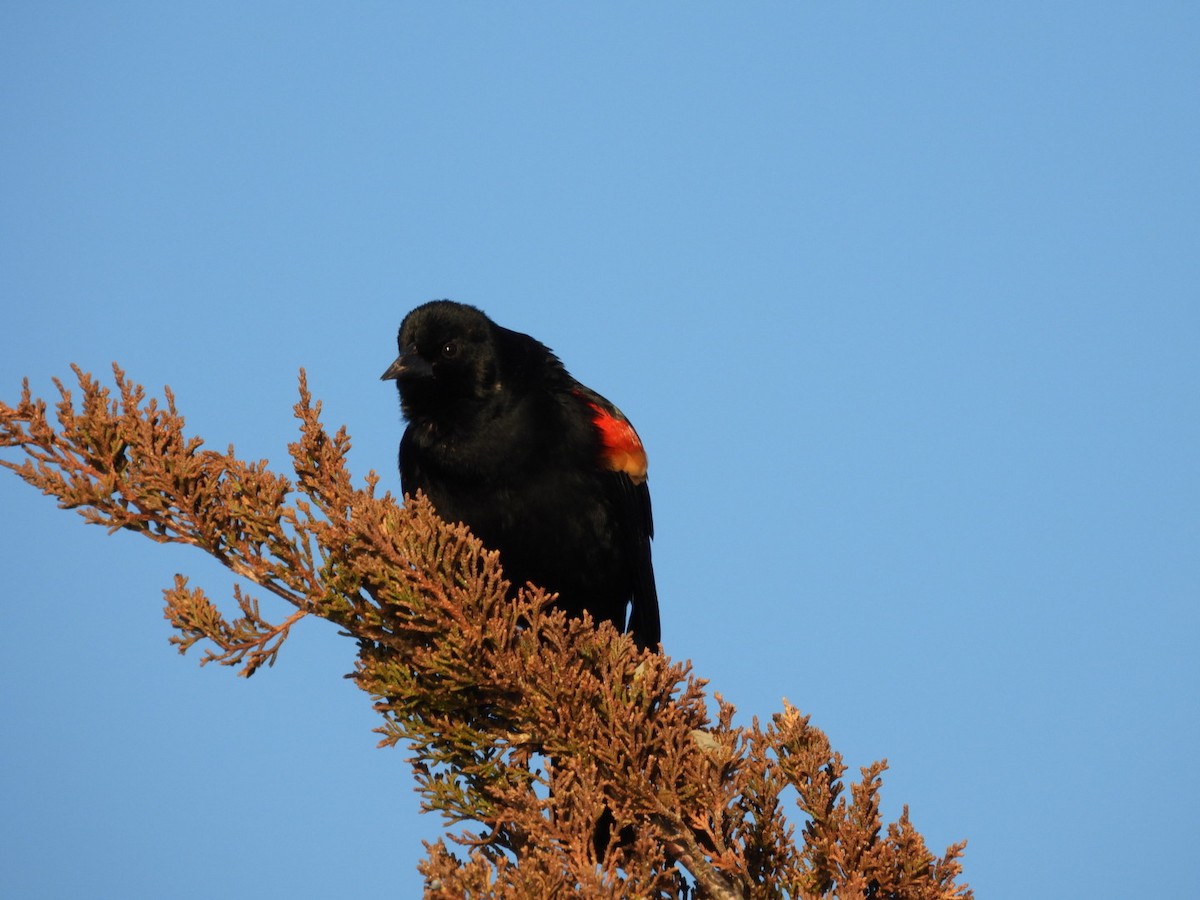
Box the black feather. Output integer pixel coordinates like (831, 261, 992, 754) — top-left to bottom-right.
(383, 300, 661, 649)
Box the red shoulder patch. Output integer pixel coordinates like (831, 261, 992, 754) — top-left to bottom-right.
(585, 400, 648, 484)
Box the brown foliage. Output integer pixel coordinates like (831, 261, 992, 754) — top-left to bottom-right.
(0, 365, 971, 899)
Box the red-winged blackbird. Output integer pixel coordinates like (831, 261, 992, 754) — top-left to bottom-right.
(381, 300, 660, 650)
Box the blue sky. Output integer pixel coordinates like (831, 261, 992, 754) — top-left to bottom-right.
(2, 4, 1196, 897)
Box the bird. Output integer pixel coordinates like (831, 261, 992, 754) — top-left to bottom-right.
(380, 300, 660, 650)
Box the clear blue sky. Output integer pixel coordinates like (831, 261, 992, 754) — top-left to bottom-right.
(2, 4, 1196, 897)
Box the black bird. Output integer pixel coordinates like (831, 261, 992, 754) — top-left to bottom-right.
(381, 300, 660, 649)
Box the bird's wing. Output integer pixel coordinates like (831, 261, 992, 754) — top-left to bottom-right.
(619, 474, 660, 649)
(571, 386, 661, 649)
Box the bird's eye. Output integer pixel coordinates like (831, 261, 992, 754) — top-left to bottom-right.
(441, 341, 459, 358)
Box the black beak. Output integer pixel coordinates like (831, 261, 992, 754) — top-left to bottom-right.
(380, 352, 432, 382)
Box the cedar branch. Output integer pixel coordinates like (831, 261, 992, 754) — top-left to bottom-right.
(1, 365, 972, 898)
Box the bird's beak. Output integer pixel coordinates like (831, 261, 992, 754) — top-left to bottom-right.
(380, 352, 432, 382)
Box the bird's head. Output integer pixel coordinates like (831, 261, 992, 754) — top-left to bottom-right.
(381, 300, 500, 421)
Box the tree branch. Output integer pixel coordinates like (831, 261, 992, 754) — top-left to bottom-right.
(1, 365, 972, 898)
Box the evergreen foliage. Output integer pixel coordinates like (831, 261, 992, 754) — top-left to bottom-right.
(1, 366, 971, 898)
